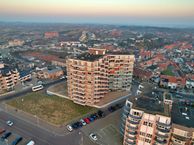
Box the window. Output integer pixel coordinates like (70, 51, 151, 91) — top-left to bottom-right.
(146, 134, 152, 138)
(143, 121, 148, 126)
(140, 132, 146, 136)
(148, 122, 153, 127)
(145, 139, 151, 143)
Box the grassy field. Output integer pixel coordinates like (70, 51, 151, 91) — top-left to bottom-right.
(7, 92, 96, 125)
(161, 68, 175, 76)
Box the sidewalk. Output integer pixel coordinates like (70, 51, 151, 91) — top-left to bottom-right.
(0, 103, 68, 136)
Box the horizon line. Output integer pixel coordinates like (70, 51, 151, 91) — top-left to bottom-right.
(0, 20, 194, 29)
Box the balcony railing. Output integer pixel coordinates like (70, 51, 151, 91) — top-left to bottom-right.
(128, 113, 142, 120)
(124, 139, 136, 145)
(156, 132, 169, 139)
(128, 119, 140, 125)
(156, 121, 171, 127)
(157, 126, 170, 133)
(155, 137, 167, 144)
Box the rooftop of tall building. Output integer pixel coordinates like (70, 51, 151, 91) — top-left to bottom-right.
(70, 51, 134, 62)
(128, 95, 171, 117)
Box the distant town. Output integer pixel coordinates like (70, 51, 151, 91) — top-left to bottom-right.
(0, 22, 194, 145)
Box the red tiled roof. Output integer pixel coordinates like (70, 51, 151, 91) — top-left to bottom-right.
(134, 67, 153, 79)
(24, 52, 65, 62)
(160, 75, 186, 85)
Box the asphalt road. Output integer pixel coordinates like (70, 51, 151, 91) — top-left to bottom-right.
(0, 110, 89, 145)
(0, 79, 65, 102)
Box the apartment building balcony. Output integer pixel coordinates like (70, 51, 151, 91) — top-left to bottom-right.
(73, 100, 86, 105)
(124, 138, 136, 145)
(127, 125, 138, 130)
(126, 134, 136, 140)
(128, 113, 142, 120)
(73, 90, 85, 95)
(171, 134, 188, 142)
(73, 81, 85, 86)
(126, 129, 137, 135)
(128, 119, 140, 125)
(156, 126, 170, 133)
(156, 132, 169, 139)
(155, 137, 167, 144)
(156, 121, 171, 127)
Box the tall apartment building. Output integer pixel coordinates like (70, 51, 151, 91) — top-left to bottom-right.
(0, 68, 20, 92)
(66, 48, 135, 106)
(121, 92, 194, 145)
(121, 99, 171, 145)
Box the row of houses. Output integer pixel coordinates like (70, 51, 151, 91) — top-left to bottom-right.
(0, 66, 64, 93)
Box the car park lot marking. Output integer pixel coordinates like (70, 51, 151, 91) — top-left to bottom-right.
(96, 124, 122, 145)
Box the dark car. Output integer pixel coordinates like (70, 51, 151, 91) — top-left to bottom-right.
(88, 117, 95, 122)
(72, 122, 79, 129)
(1, 132, 12, 140)
(115, 103, 123, 109)
(97, 110, 105, 118)
(90, 114, 97, 120)
(72, 122, 82, 129)
(108, 106, 116, 112)
(12, 137, 23, 145)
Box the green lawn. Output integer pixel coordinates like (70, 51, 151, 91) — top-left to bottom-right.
(161, 68, 175, 76)
(7, 92, 96, 125)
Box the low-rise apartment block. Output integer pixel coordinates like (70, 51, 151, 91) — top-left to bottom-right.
(37, 67, 64, 79)
(0, 68, 20, 92)
(67, 48, 135, 106)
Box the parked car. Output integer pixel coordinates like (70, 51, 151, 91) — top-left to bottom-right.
(0, 128, 5, 134)
(72, 122, 82, 129)
(26, 140, 35, 145)
(97, 110, 105, 118)
(80, 119, 86, 126)
(12, 137, 23, 145)
(90, 114, 97, 120)
(6, 120, 14, 126)
(84, 118, 90, 124)
(115, 103, 123, 109)
(88, 117, 95, 122)
(1, 132, 12, 140)
(89, 133, 98, 141)
(72, 122, 79, 129)
(108, 106, 116, 112)
(66, 125, 73, 132)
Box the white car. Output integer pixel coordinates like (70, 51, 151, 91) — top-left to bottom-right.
(80, 119, 86, 126)
(66, 125, 73, 132)
(60, 76, 66, 80)
(6, 120, 14, 126)
(89, 133, 98, 141)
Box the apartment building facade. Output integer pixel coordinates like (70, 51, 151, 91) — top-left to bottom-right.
(0, 69, 20, 92)
(67, 48, 135, 106)
(122, 100, 171, 145)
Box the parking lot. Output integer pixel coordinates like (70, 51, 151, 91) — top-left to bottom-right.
(95, 124, 122, 145)
(81, 109, 123, 145)
(0, 132, 27, 145)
